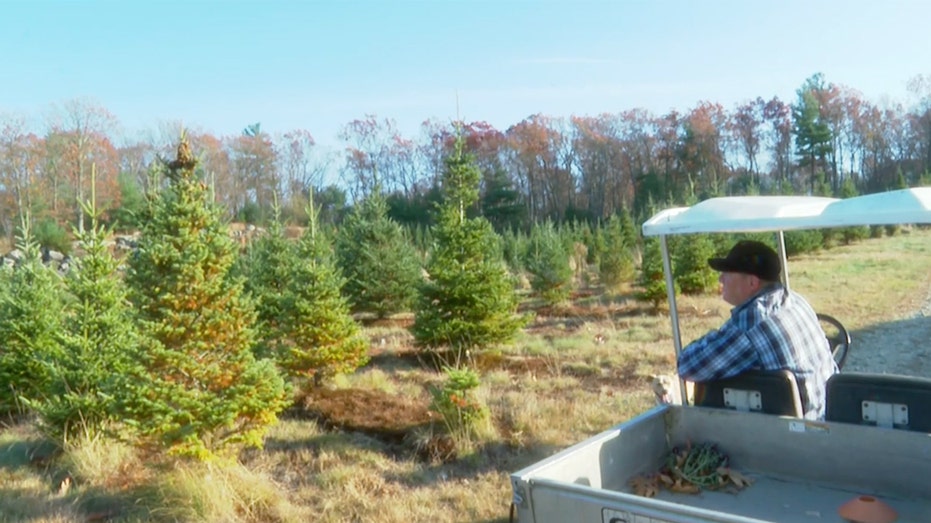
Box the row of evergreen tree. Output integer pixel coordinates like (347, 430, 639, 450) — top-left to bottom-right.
(0, 134, 535, 461)
(1, 129, 891, 462)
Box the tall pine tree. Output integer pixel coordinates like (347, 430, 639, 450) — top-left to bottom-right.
(122, 136, 288, 459)
(411, 135, 525, 361)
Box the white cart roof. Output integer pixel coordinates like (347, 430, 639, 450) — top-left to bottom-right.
(642, 187, 931, 237)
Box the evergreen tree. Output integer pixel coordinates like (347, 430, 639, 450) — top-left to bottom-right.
(411, 136, 526, 361)
(480, 168, 525, 233)
(784, 229, 824, 256)
(34, 177, 139, 442)
(122, 136, 288, 459)
(499, 227, 527, 276)
(238, 205, 296, 359)
(588, 222, 606, 267)
(793, 75, 833, 194)
(335, 190, 422, 318)
(280, 192, 369, 386)
(637, 236, 679, 310)
(524, 221, 573, 305)
(111, 171, 148, 232)
(0, 219, 67, 415)
(599, 212, 637, 292)
(674, 233, 719, 294)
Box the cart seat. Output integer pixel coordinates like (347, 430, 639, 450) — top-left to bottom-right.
(824, 372, 931, 432)
(693, 369, 803, 417)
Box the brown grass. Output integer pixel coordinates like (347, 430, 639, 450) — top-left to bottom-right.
(2, 228, 931, 522)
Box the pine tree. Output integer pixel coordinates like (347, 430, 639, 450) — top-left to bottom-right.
(280, 192, 369, 386)
(35, 174, 139, 442)
(335, 190, 422, 318)
(411, 135, 526, 361)
(524, 221, 573, 305)
(238, 204, 296, 359)
(637, 236, 679, 310)
(674, 233, 719, 294)
(122, 136, 288, 459)
(599, 212, 637, 292)
(480, 168, 525, 233)
(793, 75, 834, 194)
(0, 218, 67, 415)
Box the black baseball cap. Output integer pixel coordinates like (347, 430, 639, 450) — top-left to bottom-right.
(708, 240, 781, 281)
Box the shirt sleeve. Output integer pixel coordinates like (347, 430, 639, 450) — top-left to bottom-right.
(677, 315, 759, 382)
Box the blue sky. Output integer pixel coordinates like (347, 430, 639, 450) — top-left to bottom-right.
(3, 0, 930, 148)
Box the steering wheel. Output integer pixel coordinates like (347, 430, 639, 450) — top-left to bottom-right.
(817, 313, 851, 370)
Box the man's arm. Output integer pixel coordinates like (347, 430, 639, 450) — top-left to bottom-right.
(677, 320, 758, 382)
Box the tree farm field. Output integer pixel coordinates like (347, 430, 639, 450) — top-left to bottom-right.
(1, 229, 930, 522)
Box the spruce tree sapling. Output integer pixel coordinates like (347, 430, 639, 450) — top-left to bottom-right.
(36, 172, 140, 442)
(673, 233, 718, 295)
(0, 217, 67, 415)
(411, 135, 526, 361)
(524, 221, 572, 305)
(238, 203, 296, 359)
(599, 212, 637, 292)
(335, 190, 422, 318)
(637, 236, 680, 311)
(280, 191, 369, 386)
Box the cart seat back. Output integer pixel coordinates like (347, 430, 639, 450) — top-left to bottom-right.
(825, 372, 931, 432)
(694, 369, 804, 417)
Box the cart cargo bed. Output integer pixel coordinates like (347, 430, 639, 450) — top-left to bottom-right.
(511, 406, 931, 522)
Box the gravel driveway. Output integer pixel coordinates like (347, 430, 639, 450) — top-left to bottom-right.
(841, 287, 931, 377)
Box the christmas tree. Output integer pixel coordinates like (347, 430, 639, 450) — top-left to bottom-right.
(122, 135, 288, 459)
(335, 190, 422, 318)
(412, 135, 525, 362)
(280, 191, 369, 386)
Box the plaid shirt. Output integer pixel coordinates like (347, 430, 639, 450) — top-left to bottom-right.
(678, 284, 838, 420)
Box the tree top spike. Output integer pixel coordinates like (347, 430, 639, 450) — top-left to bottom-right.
(168, 137, 197, 171)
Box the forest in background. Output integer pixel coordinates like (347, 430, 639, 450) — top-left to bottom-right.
(2, 72, 931, 248)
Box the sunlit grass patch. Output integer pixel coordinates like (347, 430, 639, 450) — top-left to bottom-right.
(149, 460, 308, 523)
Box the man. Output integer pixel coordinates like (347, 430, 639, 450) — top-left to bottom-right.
(677, 240, 838, 420)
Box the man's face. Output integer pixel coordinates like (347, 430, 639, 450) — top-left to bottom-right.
(719, 271, 758, 306)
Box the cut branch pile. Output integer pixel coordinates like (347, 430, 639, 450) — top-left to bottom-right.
(628, 441, 753, 497)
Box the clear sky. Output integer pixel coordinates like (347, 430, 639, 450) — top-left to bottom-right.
(3, 0, 930, 147)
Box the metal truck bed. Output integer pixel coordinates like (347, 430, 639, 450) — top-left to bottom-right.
(511, 406, 931, 522)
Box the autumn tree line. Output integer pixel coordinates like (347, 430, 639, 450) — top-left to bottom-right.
(3, 73, 931, 247)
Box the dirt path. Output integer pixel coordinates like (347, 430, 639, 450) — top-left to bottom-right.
(841, 286, 931, 377)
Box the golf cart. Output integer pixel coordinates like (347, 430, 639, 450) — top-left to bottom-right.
(510, 188, 931, 523)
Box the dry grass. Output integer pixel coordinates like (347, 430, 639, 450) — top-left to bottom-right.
(2, 228, 931, 522)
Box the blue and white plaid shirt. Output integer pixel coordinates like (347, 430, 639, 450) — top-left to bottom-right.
(678, 284, 838, 420)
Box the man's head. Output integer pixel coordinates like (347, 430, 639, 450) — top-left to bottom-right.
(708, 240, 781, 305)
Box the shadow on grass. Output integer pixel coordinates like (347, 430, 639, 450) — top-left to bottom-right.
(0, 428, 166, 523)
(0, 439, 49, 470)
